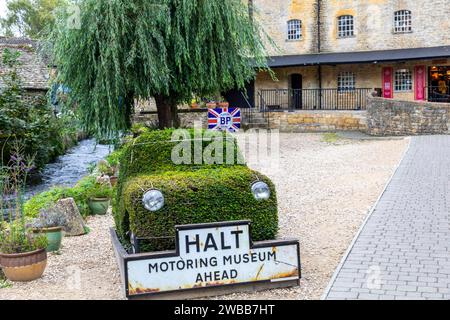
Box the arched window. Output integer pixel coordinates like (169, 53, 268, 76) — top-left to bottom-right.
(394, 10, 412, 33)
(287, 19, 302, 40)
(337, 15, 354, 38)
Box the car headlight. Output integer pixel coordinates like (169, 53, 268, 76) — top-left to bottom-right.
(251, 181, 270, 201)
(142, 190, 165, 212)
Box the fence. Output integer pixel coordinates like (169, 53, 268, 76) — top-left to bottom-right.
(257, 88, 374, 112)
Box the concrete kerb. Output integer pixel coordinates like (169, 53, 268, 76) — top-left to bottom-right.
(320, 136, 413, 300)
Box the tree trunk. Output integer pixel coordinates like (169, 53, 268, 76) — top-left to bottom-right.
(124, 92, 135, 130)
(155, 95, 180, 129)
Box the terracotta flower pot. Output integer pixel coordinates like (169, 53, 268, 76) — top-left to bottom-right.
(218, 102, 229, 108)
(32, 227, 63, 252)
(109, 176, 118, 187)
(206, 102, 217, 109)
(0, 249, 47, 282)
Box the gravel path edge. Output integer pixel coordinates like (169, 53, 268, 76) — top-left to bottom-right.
(320, 137, 412, 300)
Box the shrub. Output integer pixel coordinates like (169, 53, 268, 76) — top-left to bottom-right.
(114, 129, 278, 252)
(0, 49, 80, 171)
(24, 175, 114, 218)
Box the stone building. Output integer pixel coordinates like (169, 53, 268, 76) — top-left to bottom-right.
(0, 37, 50, 103)
(233, 0, 450, 112)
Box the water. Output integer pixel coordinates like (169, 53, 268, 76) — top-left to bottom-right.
(2, 139, 112, 219)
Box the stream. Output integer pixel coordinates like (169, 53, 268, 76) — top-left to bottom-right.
(2, 139, 111, 220)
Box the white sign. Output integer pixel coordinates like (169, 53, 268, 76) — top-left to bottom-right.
(125, 221, 300, 297)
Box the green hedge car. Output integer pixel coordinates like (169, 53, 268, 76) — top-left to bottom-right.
(114, 129, 278, 252)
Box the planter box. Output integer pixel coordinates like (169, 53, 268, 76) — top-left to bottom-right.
(110, 220, 301, 300)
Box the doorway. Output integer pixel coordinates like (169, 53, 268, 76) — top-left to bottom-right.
(290, 74, 303, 109)
(428, 66, 450, 102)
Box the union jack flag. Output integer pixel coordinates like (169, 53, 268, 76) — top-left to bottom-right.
(208, 107, 241, 133)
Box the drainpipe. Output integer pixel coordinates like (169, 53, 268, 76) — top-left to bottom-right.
(317, 0, 323, 109)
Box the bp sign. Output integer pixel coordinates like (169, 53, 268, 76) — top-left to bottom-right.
(208, 107, 241, 133)
(111, 221, 300, 299)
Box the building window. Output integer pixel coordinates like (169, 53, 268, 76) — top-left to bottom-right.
(287, 19, 302, 40)
(338, 72, 356, 92)
(394, 10, 412, 33)
(394, 69, 412, 91)
(337, 15, 354, 38)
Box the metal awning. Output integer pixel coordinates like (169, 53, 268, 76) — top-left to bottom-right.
(268, 46, 450, 68)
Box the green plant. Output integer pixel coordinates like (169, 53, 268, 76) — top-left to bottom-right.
(49, 0, 271, 136)
(322, 133, 340, 144)
(0, 49, 81, 172)
(23, 186, 67, 218)
(115, 129, 278, 252)
(97, 160, 114, 176)
(0, 143, 48, 255)
(0, 270, 11, 289)
(87, 182, 114, 199)
(0, 222, 48, 254)
(24, 175, 114, 218)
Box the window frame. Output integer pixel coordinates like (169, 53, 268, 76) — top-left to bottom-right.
(337, 15, 355, 38)
(394, 69, 413, 92)
(287, 19, 302, 41)
(337, 72, 356, 92)
(394, 10, 412, 34)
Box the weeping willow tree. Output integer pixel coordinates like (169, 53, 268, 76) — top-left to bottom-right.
(49, 0, 269, 137)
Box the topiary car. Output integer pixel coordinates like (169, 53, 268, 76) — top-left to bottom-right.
(114, 129, 278, 252)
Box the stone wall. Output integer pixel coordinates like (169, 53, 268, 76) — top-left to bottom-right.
(253, 0, 450, 56)
(366, 97, 450, 136)
(268, 110, 367, 132)
(133, 109, 209, 129)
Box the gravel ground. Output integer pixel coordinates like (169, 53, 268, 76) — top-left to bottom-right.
(0, 133, 408, 300)
(217, 133, 409, 300)
(0, 214, 123, 300)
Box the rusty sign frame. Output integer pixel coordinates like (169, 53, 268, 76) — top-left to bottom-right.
(110, 220, 301, 299)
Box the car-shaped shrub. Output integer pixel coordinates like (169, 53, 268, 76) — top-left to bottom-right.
(114, 129, 278, 252)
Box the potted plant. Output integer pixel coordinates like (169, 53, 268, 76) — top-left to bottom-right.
(87, 180, 113, 215)
(218, 101, 229, 108)
(29, 209, 66, 252)
(98, 160, 119, 186)
(0, 222, 48, 282)
(0, 143, 48, 282)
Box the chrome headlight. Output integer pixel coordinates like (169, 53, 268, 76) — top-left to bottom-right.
(251, 182, 270, 201)
(142, 190, 165, 212)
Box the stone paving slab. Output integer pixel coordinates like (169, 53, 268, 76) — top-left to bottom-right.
(324, 135, 450, 300)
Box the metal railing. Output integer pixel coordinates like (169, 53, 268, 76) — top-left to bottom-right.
(257, 88, 374, 111)
(426, 86, 450, 103)
(240, 91, 270, 128)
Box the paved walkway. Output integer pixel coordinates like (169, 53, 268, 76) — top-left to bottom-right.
(324, 135, 450, 300)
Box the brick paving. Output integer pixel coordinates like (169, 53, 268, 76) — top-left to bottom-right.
(324, 135, 450, 300)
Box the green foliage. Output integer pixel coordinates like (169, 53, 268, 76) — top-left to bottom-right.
(24, 175, 114, 218)
(49, 0, 270, 137)
(0, 221, 48, 254)
(114, 129, 278, 251)
(121, 167, 278, 252)
(0, 48, 79, 171)
(322, 133, 341, 144)
(0, 0, 68, 38)
(105, 149, 124, 169)
(118, 129, 244, 179)
(0, 271, 11, 289)
(0, 143, 48, 255)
